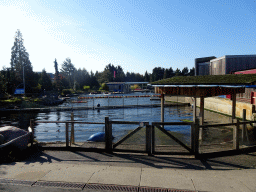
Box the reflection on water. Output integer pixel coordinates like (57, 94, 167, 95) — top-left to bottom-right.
(0, 92, 195, 143)
(0, 112, 37, 131)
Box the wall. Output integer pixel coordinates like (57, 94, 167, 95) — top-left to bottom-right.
(165, 96, 254, 120)
(226, 55, 256, 74)
(209, 57, 226, 75)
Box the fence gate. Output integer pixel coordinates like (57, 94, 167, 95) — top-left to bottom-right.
(151, 122, 197, 155)
(111, 120, 150, 154)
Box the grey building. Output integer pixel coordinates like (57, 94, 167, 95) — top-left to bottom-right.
(210, 55, 256, 75)
(195, 56, 216, 76)
(106, 82, 130, 93)
(106, 82, 149, 93)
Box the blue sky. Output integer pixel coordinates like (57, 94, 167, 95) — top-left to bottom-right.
(1, 0, 256, 74)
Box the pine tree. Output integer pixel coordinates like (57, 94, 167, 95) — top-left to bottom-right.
(10, 29, 33, 89)
(144, 71, 150, 82)
(54, 59, 61, 91)
(39, 69, 52, 91)
(60, 58, 76, 89)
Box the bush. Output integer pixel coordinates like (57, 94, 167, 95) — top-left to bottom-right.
(62, 89, 72, 95)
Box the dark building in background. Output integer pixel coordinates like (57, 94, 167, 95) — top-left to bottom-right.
(210, 55, 256, 75)
(195, 56, 216, 76)
(209, 55, 256, 101)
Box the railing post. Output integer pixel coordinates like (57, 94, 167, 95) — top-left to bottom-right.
(191, 123, 195, 153)
(152, 125, 155, 154)
(105, 117, 112, 153)
(146, 123, 152, 156)
(30, 119, 35, 146)
(66, 122, 69, 147)
(242, 109, 247, 142)
(161, 94, 164, 129)
(194, 118, 200, 156)
(233, 119, 239, 150)
(71, 112, 75, 144)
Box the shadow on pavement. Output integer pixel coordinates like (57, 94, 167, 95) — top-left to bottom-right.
(15, 146, 256, 170)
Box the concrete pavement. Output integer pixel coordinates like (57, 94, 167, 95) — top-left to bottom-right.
(1, 150, 256, 192)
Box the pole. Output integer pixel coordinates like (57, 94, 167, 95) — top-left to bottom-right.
(71, 112, 74, 144)
(105, 117, 112, 153)
(193, 97, 197, 122)
(233, 119, 239, 150)
(146, 124, 152, 156)
(232, 93, 236, 123)
(242, 109, 246, 142)
(23, 66, 25, 97)
(161, 94, 164, 128)
(30, 119, 34, 146)
(65, 123, 69, 147)
(194, 118, 199, 156)
(93, 96, 94, 110)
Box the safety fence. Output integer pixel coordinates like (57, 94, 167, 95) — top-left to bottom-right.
(30, 117, 256, 158)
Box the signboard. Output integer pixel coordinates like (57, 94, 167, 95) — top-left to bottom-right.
(14, 88, 25, 95)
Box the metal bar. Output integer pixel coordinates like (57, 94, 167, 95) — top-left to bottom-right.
(113, 126, 143, 148)
(154, 125, 192, 153)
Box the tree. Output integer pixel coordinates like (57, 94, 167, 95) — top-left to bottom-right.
(144, 71, 150, 82)
(87, 70, 99, 90)
(151, 67, 165, 81)
(10, 29, 34, 88)
(166, 67, 174, 78)
(181, 67, 189, 76)
(175, 68, 182, 76)
(98, 64, 125, 84)
(99, 83, 109, 91)
(53, 59, 61, 91)
(39, 69, 52, 91)
(60, 58, 76, 89)
(0, 72, 7, 95)
(75, 68, 90, 90)
(189, 67, 195, 76)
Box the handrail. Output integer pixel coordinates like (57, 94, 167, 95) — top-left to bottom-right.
(152, 122, 193, 126)
(35, 120, 104, 124)
(110, 120, 148, 125)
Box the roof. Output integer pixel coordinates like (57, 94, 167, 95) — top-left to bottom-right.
(106, 82, 149, 85)
(151, 74, 256, 86)
(210, 54, 256, 62)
